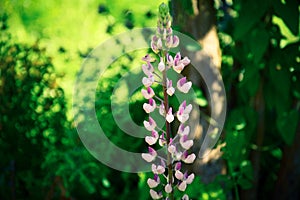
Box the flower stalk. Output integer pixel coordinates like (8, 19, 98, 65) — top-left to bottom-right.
(162, 58, 174, 199)
(141, 3, 195, 200)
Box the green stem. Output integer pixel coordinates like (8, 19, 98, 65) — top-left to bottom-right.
(162, 51, 174, 200)
(229, 163, 240, 200)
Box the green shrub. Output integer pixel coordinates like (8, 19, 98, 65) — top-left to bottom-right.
(0, 14, 68, 199)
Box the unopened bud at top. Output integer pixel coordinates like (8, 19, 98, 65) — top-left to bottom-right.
(158, 3, 171, 29)
(158, 3, 169, 18)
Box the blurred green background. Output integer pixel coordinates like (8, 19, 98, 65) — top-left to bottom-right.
(0, 0, 299, 199)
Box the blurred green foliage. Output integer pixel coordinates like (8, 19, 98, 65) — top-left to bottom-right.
(0, 0, 299, 199)
(218, 0, 300, 199)
(0, 14, 69, 198)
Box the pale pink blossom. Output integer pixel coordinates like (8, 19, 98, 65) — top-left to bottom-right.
(151, 36, 159, 54)
(181, 151, 196, 164)
(145, 130, 159, 145)
(159, 103, 165, 116)
(142, 54, 156, 62)
(142, 63, 154, 76)
(180, 134, 194, 150)
(166, 35, 179, 48)
(182, 194, 189, 200)
(143, 117, 157, 131)
(175, 170, 184, 180)
(147, 174, 160, 188)
(178, 173, 195, 192)
(177, 101, 192, 123)
(157, 38, 163, 49)
(167, 52, 190, 73)
(181, 56, 190, 66)
(165, 184, 172, 193)
(151, 163, 165, 174)
(142, 147, 157, 162)
(178, 181, 187, 192)
(141, 87, 155, 99)
(175, 162, 181, 171)
(185, 173, 195, 184)
(166, 107, 174, 123)
(143, 98, 156, 113)
(149, 189, 163, 199)
(177, 77, 192, 93)
(142, 73, 155, 87)
(174, 151, 183, 161)
(166, 79, 175, 96)
(168, 144, 176, 154)
(159, 132, 166, 146)
(158, 57, 165, 72)
(166, 53, 174, 67)
(168, 138, 176, 154)
(177, 124, 190, 136)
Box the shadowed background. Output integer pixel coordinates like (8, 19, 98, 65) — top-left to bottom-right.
(0, 0, 299, 199)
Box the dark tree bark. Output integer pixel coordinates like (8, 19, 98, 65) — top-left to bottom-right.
(171, 0, 225, 183)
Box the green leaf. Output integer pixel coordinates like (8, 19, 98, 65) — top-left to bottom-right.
(269, 65, 291, 113)
(180, 0, 194, 15)
(237, 176, 253, 190)
(239, 64, 260, 97)
(223, 130, 247, 168)
(273, 0, 299, 36)
(193, 86, 208, 107)
(240, 160, 254, 181)
(249, 28, 269, 63)
(233, 0, 270, 39)
(277, 110, 299, 145)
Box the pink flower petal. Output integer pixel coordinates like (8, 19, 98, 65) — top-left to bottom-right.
(180, 135, 194, 150)
(165, 184, 172, 193)
(178, 124, 190, 136)
(172, 35, 179, 47)
(159, 133, 166, 146)
(167, 87, 175, 96)
(148, 146, 157, 157)
(142, 54, 156, 62)
(149, 189, 162, 199)
(142, 153, 155, 162)
(166, 79, 175, 96)
(141, 87, 155, 99)
(142, 63, 154, 76)
(151, 40, 159, 54)
(167, 54, 174, 67)
(142, 74, 154, 87)
(166, 107, 174, 123)
(186, 173, 195, 184)
(145, 136, 158, 145)
(159, 104, 165, 116)
(175, 162, 181, 171)
(183, 153, 196, 164)
(147, 175, 160, 188)
(158, 57, 165, 71)
(178, 181, 187, 192)
(175, 170, 184, 180)
(151, 164, 165, 174)
(143, 98, 156, 113)
(168, 144, 176, 154)
(181, 56, 190, 66)
(143, 117, 156, 131)
(173, 63, 185, 73)
(157, 38, 162, 49)
(177, 78, 192, 93)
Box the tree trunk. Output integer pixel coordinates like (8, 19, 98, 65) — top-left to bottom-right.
(171, 0, 224, 183)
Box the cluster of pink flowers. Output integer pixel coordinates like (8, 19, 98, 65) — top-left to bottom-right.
(141, 3, 196, 200)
